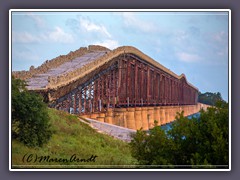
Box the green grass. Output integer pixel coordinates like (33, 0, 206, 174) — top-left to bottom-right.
(12, 108, 137, 169)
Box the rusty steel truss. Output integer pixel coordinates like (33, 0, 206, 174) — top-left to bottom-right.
(50, 53, 198, 114)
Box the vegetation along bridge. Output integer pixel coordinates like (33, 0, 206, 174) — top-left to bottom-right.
(13, 45, 209, 130)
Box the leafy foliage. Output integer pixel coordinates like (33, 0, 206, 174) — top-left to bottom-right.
(198, 91, 223, 106)
(12, 76, 52, 147)
(130, 101, 229, 168)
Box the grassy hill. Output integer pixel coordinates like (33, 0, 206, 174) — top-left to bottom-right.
(11, 108, 137, 169)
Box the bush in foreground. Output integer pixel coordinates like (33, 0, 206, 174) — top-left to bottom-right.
(130, 101, 229, 168)
(12, 77, 52, 147)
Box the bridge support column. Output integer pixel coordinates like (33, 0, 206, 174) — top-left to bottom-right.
(168, 106, 172, 123)
(164, 106, 170, 124)
(182, 106, 187, 117)
(97, 112, 105, 122)
(192, 105, 196, 114)
(186, 105, 190, 116)
(147, 107, 154, 129)
(126, 108, 136, 130)
(175, 106, 180, 119)
(169, 106, 174, 122)
(188, 105, 192, 116)
(178, 105, 183, 116)
(135, 107, 143, 130)
(90, 113, 98, 120)
(159, 107, 165, 126)
(172, 106, 180, 121)
(190, 105, 194, 115)
(105, 109, 113, 124)
(197, 104, 202, 112)
(141, 107, 149, 130)
(195, 104, 200, 112)
(189, 105, 192, 115)
(195, 104, 199, 113)
(154, 107, 160, 126)
(113, 108, 127, 127)
(179, 106, 183, 114)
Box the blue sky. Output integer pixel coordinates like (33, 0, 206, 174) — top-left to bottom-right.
(11, 10, 229, 101)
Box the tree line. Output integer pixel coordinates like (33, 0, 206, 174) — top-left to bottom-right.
(198, 91, 224, 106)
(130, 100, 229, 168)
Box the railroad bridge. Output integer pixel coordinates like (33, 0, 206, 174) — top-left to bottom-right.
(13, 45, 209, 130)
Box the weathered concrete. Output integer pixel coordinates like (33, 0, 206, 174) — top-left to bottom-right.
(90, 113, 98, 119)
(84, 103, 210, 130)
(80, 117, 136, 142)
(141, 107, 149, 130)
(126, 108, 136, 129)
(97, 112, 105, 122)
(105, 109, 113, 124)
(135, 107, 143, 130)
(164, 106, 170, 124)
(154, 107, 161, 126)
(159, 107, 165, 125)
(147, 107, 155, 129)
(113, 108, 127, 128)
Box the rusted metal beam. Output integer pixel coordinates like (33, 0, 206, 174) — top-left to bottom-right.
(52, 53, 198, 114)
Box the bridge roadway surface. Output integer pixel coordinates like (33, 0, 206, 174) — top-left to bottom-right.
(26, 51, 108, 90)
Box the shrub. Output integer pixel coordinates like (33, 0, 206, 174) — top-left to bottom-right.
(12, 77, 52, 147)
(130, 101, 229, 168)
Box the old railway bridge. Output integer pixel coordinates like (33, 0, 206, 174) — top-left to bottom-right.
(13, 45, 209, 130)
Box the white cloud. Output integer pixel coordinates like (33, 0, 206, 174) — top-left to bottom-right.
(13, 27, 74, 44)
(210, 31, 228, 58)
(217, 49, 227, 56)
(12, 31, 40, 43)
(26, 12, 45, 28)
(174, 30, 189, 42)
(213, 31, 227, 43)
(46, 27, 74, 43)
(177, 52, 201, 63)
(79, 17, 111, 38)
(93, 39, 119, 50)
(121, 12, 156, 33)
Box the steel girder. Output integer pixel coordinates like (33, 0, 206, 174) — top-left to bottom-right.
(52, 54, 198, 114)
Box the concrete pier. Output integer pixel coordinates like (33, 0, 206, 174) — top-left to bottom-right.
(97, 112, 105, 122)
(141, 107, 149, 130)
(82, 103, 210, 130)
(159, 107, 165, 125)
(147, 107, 154, 129)
(154, 107, 161, 126)
(126, 108, 136, 129)
(135, 107, 143, 130)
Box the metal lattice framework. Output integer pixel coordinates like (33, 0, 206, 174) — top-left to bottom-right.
(13, 46, 199, 115)
(50, 53, 198, 114)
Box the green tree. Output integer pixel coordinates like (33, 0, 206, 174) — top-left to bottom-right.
(130, 121, 171, 166)
(198, 91, 223, 106)
(12, 76, 52, 147)
(130, 101, 229, 168)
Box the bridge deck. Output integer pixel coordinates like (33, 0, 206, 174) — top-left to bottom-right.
(26, 51, 108, 90)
